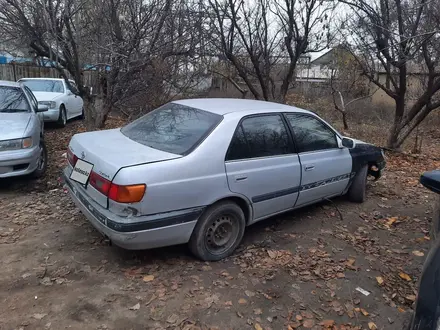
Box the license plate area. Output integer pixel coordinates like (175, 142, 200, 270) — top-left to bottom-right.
(70, 159, 94, 185)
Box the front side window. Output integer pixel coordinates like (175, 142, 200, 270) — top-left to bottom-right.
(20, 79, 64, 93)
(227, 114, 292, 160)
(23, 86, 38, 111)
(285, 113, 338, 153)
(121, 103, 222, 155)
(0, 87, 31, 113)
(67, 81, 79, 94)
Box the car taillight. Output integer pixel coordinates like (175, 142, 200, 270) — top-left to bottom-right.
(108, 183, 146, 203)
(89, 171, 112, 196)
(67, 148, 78, 166)
(89, 171, 146, 203)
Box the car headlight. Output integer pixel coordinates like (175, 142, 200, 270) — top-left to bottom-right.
(38, 101, 56, 109)
(0, 137, 33, 151)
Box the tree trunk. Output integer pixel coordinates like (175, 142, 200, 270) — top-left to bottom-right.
(387, 97, 406, 149)
(342, 112, 349, 130)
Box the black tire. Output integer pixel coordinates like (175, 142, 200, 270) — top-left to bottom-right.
(57, 105, 67, 127)
(189, 201, 246, 261)
(348, 165, 368, 203)
(431, 196, 440, 242)
(31, 140, 47, 179)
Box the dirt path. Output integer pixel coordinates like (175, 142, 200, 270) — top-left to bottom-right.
(0, 121, 438, 330)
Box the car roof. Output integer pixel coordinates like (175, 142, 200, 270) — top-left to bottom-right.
(18, 78, 65, 81)
(173, 98, 311, 115)
(0, 80, 21, 88)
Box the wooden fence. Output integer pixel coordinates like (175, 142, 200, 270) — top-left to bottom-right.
(0, 63, 100, 90)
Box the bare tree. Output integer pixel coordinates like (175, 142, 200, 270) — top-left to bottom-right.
(0, 0, 207, 128)
(207, 0, 334, 102)
(340, 0, 440, 149)
(328, 46, 376, 130)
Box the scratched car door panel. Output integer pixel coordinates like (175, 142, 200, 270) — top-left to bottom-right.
(285, 113, 352, 207)
(225, 114, 301, 222)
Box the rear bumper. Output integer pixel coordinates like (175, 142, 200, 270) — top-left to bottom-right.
(0, 146, 40, 178)
(43, 109, 60, 122)
(62, 168, 201, 250)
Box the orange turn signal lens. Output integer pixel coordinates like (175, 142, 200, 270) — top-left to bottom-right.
(108, 184, 146, 203)
(22, 137, 33, 149)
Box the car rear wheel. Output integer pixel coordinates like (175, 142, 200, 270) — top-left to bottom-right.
(189, 201, 245, 261)
(348, 165, 368, 203)
(32, 140, 47, 178)
(57, 105, 67, 127)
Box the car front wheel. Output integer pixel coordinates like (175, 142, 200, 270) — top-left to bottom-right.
(189, 201, 246, 261)
(32, 140, 47, 178)
(348, 165, 368, 203)
(57, 105, 67, 127)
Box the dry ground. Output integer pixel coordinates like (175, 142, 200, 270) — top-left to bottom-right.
(0, 118, 439, 330)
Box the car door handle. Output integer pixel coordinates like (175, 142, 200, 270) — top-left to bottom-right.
(235, 175, 248, 182)
(304, 165, 315, 171)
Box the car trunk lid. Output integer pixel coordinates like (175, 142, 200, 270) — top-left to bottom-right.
(68, 128, 181, 207)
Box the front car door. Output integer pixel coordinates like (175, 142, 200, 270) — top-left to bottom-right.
(284, 113, 352, 207)
(68, 80, 83, 115)
(23, 86, 43, 133)
(225, 114, 301, 223)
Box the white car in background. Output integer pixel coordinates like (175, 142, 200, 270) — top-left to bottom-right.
(18, 78, 84, 127)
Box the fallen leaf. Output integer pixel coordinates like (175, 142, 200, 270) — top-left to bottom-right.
(336, 272, 345, 278)
(386, 217, 398, 227)
(360, 308, 369, 316)
(368, 322, 377, 329)
(412, 250, 424, 257)
(303, 319, 315, 328)
(238, 298, 247, 305)
(143, 275, 155, 282)
(399, 272, 412, 281)
(267, 250, 277, 259)
(376, 276, 384, 285)
(405, 295, 416, 302)
(254, 308, 263, 315)
(32, 313, 47, 320)
(295, 315, 303, 321)
(320, 320, 335, 328)
(166, 314, 179, 324)
(398, 307, 406, 313)
(224, 301, 233, 306)
(245, 290, 256, 297)
(129, 303, 140, 310)
(254, 324, 263, 330)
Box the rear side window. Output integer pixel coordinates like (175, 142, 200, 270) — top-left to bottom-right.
(226, 114, 292, 160)
(121, 103, 222, 155)
(285, 113, 338, 153)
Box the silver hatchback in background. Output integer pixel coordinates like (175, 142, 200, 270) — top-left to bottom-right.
(63, 99, 385, 261)
(0, 80, 48, 179)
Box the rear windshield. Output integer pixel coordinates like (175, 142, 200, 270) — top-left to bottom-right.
(121, 103, 222, 155)
(20, 79, 64, 93)
(0, 86, 30, 113)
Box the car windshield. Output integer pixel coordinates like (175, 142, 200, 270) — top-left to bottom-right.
(0, 86, 30, 113)
(121, 103, 222, 155)
(21, 79, 64, 93)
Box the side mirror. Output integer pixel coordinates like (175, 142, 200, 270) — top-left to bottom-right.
(36, 104, 49, 112)
(338, 137, 356, 149)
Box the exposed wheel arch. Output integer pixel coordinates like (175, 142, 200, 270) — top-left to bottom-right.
(205, 195, 253, 225)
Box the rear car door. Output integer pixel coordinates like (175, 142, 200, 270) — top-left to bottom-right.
(225, 114, 301, 223)
(284, 113, 352, 207)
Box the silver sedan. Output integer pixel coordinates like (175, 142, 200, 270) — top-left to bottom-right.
(0, 80, 48, 179)
(63, 99, 385, 261)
